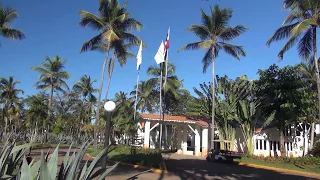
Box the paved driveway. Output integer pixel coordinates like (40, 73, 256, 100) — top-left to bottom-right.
(163, 153, 319, 180)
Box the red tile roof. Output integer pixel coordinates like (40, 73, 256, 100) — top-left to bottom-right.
(139, 114, 209, 127)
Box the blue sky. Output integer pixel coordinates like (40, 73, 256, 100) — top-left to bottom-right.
(1, 0, 301, 99)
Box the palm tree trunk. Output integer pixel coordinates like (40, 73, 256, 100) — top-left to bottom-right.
(94, 44, 110, 153)
(311, 27, 319, 150)
(105, 75, 112, 101)
(211, 47, 215, 150)
(105, 55, 115, 100)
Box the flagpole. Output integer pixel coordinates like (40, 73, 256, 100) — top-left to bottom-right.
(133, 70, 140, 121)
(163, 27, 170, 149)
(159, 63, 163, 150)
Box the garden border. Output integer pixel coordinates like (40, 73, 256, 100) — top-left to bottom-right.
(238, 162, 320, 178)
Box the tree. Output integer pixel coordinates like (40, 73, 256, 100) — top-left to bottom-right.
(178, 5, 248, 149)
(130, 81, 157, 113)
(32, 56, 71, 130)
(91, 42, 136, 100)
(256, 64, 305, 156)
(146, 62, 184, 111)
(266, 0, 320, 149)
(79, 0, 144, 152)
(0, 76, 24, 136)
(0, 3, 25, 43)
(24, 92, 48, 131)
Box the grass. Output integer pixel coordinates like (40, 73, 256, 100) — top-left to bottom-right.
(86, 145, 163, 168)
(236, 157, 320, 174)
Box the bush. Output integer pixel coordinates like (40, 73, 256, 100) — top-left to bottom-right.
(108, 145, 162, 168)
(245, 154, 320, 166)
(311, 140, 320, 157)
(0, 139, 118, 179)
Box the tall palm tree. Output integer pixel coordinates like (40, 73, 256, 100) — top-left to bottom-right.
(32, 56, 71, 129)
(266, 0, 320, 149)
(0, 3, 25, 43)
(178, 5, 248, 149)
(0, 76, 24, 136)
(79, 0, 144, 151)
(90, 42, 136, 100)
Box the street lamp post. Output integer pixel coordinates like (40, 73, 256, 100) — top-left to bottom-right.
(102, 101, 116, 169)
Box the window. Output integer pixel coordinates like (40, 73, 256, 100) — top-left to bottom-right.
(263, 140, 267, 150)
(278, 141, 280, 150)
(274, 141, 277, 151)
(270, 141, 273, 150)
(260, 140, 263, 150)
(256, 140, 259, 150)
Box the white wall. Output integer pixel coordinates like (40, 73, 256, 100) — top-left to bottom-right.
(234, 126, 306, 157)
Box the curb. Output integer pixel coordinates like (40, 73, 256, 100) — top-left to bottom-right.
(84, 153, 168, 174)
(238, 162, 320, 178)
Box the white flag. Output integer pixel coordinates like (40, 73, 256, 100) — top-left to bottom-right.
(154, 41, 165, 64)
(136, 41, 142, 70)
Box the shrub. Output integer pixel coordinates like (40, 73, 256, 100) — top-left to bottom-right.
(311, 140, 320, 157)
(0, 139, 118, 179)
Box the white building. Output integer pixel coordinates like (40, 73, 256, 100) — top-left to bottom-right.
(137, 114, 320, 157)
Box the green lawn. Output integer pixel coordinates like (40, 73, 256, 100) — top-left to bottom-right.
(87, 145, 162, 168)
(236, 157, 320, 174)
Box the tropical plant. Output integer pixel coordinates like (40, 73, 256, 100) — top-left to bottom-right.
(130, 81, 156, 113)
(146, 62, 184, 112)
(32, 56, 71, 130)
(24, 92, 49, 131)
(178, 5, 247, 149)
(0, 3, 25, 43)
(266, 0, 320, 149)
(256, 64, 305, 156)
(90, 42, 136, 100)
(0, 139, 33, 179)
(0, 139, 118, 179)
(0, 76, 24, 136)
(79, 0, 144, 152)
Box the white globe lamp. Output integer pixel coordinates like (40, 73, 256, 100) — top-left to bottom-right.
(104, 101, 116, 112)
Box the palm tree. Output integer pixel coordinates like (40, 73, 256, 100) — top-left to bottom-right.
(266, 0, 320, 149)
(146, 63, 183, 101)
(178, 5, 248, 149)
(79, 0, 144, 151)
(73, 75, 97, 101)
(24, 92, 49, 131)
(90, 42, 136, 100)
(32, 56, 71, 130)
(130, 81, 156, 113)
(0, 3, 25, 43)
(0, 76, 24, 136)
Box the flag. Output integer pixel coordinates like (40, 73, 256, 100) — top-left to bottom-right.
(136, 41, 142, 70)
(164, 28, 170, 61)
(154, 41, 165, 64)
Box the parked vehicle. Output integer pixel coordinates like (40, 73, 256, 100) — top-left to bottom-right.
(206, 140, 242, 162)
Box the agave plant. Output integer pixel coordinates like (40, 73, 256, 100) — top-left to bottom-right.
(17, 141, 118, 180)
(0, 138, 33, 179)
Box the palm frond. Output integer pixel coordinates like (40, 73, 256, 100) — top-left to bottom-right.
(0, 28, 25, 40)
(298, 28, 313, 60)
(79, 11, 105, 30)
(266, 22, 299, 46)
(219, 25, 248, 41)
